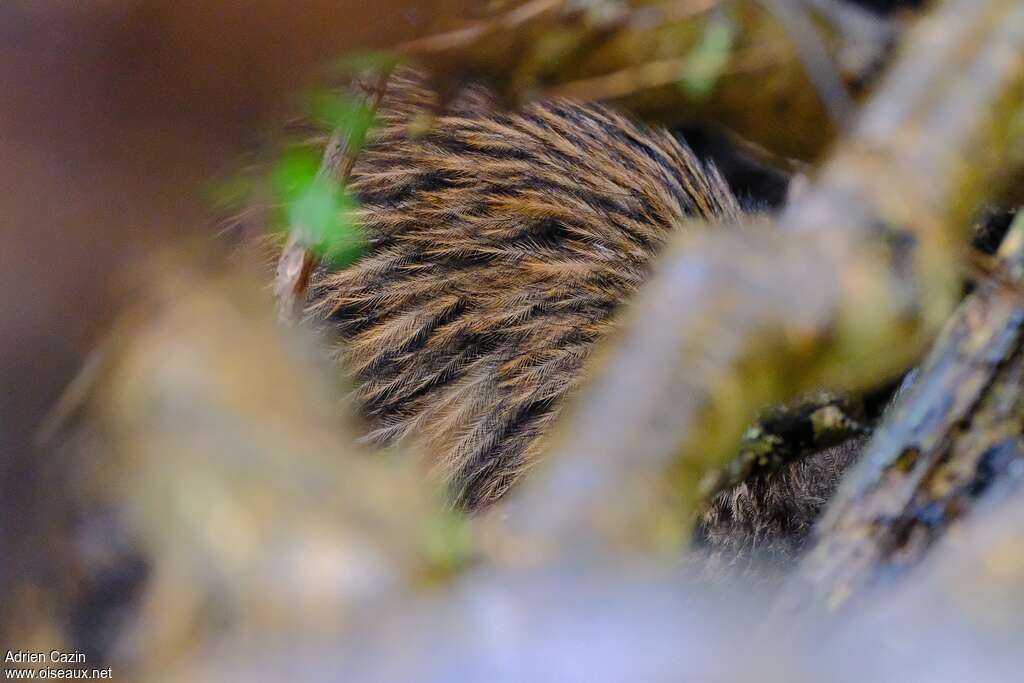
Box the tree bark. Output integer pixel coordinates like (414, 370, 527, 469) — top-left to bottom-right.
(783, 216, 1024, 614)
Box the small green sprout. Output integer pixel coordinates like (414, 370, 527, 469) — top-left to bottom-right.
(681, 15, 736, 99)
(308, 92, 378, 152)
(271, 88, 385, 268)
(272, 149, 364, 268)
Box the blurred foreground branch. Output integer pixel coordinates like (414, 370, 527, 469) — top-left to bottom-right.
(65, 257, 463, 677)
(0, 0, 470, 620)
(186, 480, 1024, 681)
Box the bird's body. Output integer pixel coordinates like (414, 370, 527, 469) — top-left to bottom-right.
(306, 71, 857, 565)
(309, 71, 740, 507)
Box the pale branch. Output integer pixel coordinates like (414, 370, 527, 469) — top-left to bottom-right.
(70, 260, 462, 676)
(483, 0, 1024, 564)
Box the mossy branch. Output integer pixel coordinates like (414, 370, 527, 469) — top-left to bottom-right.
(783, 215, 1024, 614)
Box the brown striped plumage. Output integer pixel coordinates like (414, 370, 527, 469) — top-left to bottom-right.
(694, 437, 866, 577)
(306, 71, 740, 508)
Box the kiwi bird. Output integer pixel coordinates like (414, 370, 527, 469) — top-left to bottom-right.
(305, 71, 857, 567)
(307, 70, 739, 508)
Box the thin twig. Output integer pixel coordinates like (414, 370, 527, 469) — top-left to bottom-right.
(757, 0, 857, 128)
(274, 71, 392, 323)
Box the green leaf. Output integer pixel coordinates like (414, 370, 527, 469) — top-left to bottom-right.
(271, 149, 320, 203)
(271, 149, 366, 268)
(308, 93, 377, 149)
(681, 16, 736, 99)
